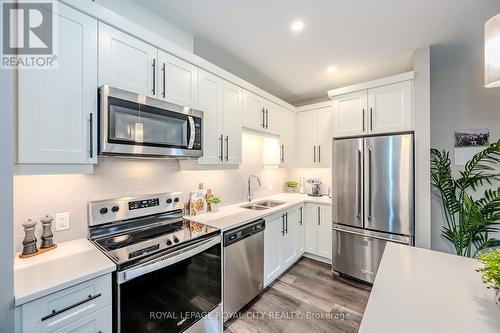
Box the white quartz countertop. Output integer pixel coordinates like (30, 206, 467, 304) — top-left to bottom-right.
(14, 238, 115, 306)
(187, 193, 331, 232)
(359, 242, 500, 333)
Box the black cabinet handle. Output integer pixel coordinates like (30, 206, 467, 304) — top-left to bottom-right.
(318, 206, 321, 225)
(152, 59, 156, 95)
(265, 108, 269, 129)
(299, 207, 303, 225)
(262, 108, 265, 128)
(285, 212, 288, 234)
(162, 63, 166, 97)
(225, 136, 229, 161)
(318, 145, 321, 163)
(280, 144, 285, 163)
(41, 293, 102, 322)
(281, 214, 285, 235)
(89, 113, 93, 159)
(219, 135, 223, 162)
(370, 107, 373, 131)
(313, 146, 316, 163)
(362, 109, 365, 132)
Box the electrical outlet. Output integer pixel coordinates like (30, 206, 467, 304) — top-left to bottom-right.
(55, 212, 70, 231)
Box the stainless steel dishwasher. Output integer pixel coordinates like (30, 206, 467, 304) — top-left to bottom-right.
(223, 219, 265, 320)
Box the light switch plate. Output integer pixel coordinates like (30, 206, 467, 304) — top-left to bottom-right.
(55, 212, 70, 231)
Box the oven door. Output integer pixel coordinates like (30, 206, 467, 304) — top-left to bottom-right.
(100, 85, 202, 158)
(116, 235, 222, 333)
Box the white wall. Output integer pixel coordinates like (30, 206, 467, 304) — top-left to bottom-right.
(0, 60, 15, 330)
(13, 132, 288, 252)
(430, 3, 500, 252)
(95, 0, 194, 51)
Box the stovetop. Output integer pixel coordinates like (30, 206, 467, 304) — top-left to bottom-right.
(88, 192, 220, 269)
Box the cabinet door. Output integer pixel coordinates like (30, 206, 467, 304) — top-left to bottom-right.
(317, 107, 333, 167)
(242, 90, 267, 131)
(332, 91, 368, 137)
(368, 81, 412, 133)
(282, 210, 298, 266)
(296, 205, 306, 255)
(197, 70, 223, 165)
(158, 50, 199, 108)
(305, 203, 318, 255)
(98, 23, 157, 96)
(18, 3, 97, 164)
(53, 305, 112, 333)
(297, 111, 317, 167)
(264, 213, 283, 287)
(278, 108, 297, 166)
(317, 204, 333, 259)
(222, 81, 243, 165)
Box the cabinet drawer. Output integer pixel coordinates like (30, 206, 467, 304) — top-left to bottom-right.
(52, 305, 111, 333)
(22, 274, 111, 333)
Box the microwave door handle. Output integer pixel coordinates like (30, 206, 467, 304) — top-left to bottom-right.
(188, 116, 195, 149)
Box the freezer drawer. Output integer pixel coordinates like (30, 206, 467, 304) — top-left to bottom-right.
(332, 227, 409, 284)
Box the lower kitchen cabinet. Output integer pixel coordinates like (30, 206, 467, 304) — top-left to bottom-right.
(305, 203, 332, 260)
(263, 204, 306, 287)
(16, 274, 112, 333)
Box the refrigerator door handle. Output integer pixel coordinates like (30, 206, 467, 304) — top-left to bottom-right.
(332, 226, 409, 245)
(367, 147, 373, 221)
(356, 148, 362, 219)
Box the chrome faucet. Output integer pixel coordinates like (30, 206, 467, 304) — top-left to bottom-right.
(247, 175, 261, 202)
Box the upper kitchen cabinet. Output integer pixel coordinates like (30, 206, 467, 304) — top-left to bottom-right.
(276, 107, 297, 166)
(297, 107, 332, 167)
(157, 50, 199, 108)
(367, 80, 412, 134)
(18, 3, 98, 165)
(331, 91, 367, 137)
(196, 69, 242, 166)
(221, 80, 243, 165)
(242, 90, 280, 133)
(329, 72, 414, 138)
(98, 23, 157, 97)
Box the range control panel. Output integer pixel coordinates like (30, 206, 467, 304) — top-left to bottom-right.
(88, 192, 182, 227)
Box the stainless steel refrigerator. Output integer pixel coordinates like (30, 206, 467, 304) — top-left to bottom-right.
(332, 133, 414, 284)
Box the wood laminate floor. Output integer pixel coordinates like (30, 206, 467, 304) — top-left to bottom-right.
(224, 257, 372, 333)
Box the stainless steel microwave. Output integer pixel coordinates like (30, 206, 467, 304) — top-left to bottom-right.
(98, 85, 203, 158)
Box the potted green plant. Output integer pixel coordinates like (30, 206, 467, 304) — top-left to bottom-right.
(476, 249, 500, 305)
(208, 195, 221, 212)
(286, 180, 299, 192)
(430, 139, 500, 257)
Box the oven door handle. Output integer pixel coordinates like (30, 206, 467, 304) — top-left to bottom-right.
(118, 235, 221, 284)
(187, 116, 195, 149)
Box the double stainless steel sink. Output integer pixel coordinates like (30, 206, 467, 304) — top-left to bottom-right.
(241, 200, 285, 210)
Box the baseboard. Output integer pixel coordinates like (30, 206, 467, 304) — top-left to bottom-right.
(302, 252, 332, 265)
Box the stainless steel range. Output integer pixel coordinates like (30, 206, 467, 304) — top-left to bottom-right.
(88, 192, 222, 333)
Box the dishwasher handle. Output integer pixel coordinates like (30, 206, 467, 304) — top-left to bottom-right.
(223, 219, 265, 246)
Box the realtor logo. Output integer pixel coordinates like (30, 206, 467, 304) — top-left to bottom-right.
(1, 0, 57, 68)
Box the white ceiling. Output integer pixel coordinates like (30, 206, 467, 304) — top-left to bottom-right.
(134, 0, 500, 104)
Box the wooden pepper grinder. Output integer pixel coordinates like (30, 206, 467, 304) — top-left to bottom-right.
(40, 215, 55, 249)
(21, 219, 38, 256)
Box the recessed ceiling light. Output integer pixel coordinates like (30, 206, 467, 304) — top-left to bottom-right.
(326, 66, 337, 73)
(291, 20, 304, 32)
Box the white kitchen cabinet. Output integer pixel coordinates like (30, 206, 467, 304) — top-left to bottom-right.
(98, 23, 157, 97)
(368, 80, 412, 134)
(18, 3, 97, 165)
(197, 69, 223, 165)
(282, 209, 298, 266)
(297, 107, 332, 167)
(222, 81, 243, 165)
(277, 107, 297, 166)
(331, 80, 413, 137)
(242, 90, 267, 131)
(264, 212, 283, 286)
(305, 203, 332, 259)
(296, 205, 306, 255)
(157, 50, 198, 108)
(332, 90, 368, 137)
